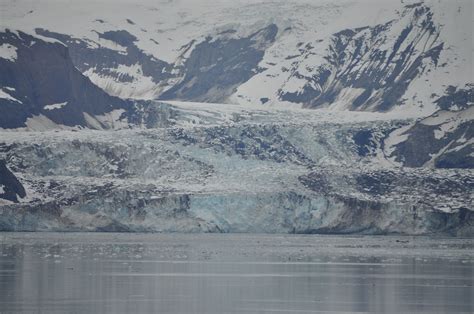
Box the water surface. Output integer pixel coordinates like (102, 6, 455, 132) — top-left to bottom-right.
(0, 233, 473, 313)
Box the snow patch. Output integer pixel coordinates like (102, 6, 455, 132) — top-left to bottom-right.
(383, 123, 412, 159)
(421, 107, 474, 140)
(94, 109, 129, 129)
(434, 119, 459, 140)
(83, 109, 129, 130)
(44, 101, 67, 110)
(84, 65, 160, 100)
(421, 107, 474, 126)
(96, 36, 127, 52)
(0, 89, 22, 103)
(25, 114, 61, 131)
(0, 43, 18, 61)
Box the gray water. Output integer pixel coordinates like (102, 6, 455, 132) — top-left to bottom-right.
(0, 233, 473, 314)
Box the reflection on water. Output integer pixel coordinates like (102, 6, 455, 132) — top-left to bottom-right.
(0, 233, 473, 313)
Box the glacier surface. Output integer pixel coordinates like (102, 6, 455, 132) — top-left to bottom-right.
(0, 102, 472, 235)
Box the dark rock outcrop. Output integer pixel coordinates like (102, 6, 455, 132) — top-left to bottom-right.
(35, 28, 173, 86)
(435, 85, 474, 111)
(0, 160, 26, 203)
(389, 107, 473, 168)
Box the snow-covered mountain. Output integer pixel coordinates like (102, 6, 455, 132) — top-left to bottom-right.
(1, 0, 472, 115)
(0, 0, 472, 235)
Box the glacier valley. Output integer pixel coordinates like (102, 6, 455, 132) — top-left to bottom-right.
(0, 0, 472, 235)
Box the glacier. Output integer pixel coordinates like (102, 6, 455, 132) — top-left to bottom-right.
(0, 102, 472, 235)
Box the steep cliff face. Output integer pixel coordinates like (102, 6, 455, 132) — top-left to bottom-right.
(0, 30, 131, 129)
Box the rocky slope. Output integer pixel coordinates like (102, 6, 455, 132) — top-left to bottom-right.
(0, 30, 132, 129)
(279, 4, 444, 111)
(387, 106, 474, 168)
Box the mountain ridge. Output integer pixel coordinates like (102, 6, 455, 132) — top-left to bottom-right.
(2, 0, 471, 115)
